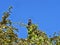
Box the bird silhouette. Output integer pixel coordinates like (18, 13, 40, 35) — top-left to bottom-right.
(28, 19, 32, 26)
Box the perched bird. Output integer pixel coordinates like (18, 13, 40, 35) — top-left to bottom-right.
(28, 19, 32, 26)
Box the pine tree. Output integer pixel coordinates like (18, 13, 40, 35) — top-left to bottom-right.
(0, 6, 18, 45)
(0, 6, 60, 45)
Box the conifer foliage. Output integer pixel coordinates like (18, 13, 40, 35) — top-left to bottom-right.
(0, 6, 18, 45)
(0, 7, 60, 45)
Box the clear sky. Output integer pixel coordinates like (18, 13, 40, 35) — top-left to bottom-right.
(0, 0, 60, 38)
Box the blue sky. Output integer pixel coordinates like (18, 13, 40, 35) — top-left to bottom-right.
(0, 0, 60, 38)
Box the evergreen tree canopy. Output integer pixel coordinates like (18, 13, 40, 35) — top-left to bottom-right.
(0, 7, 60, 45)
